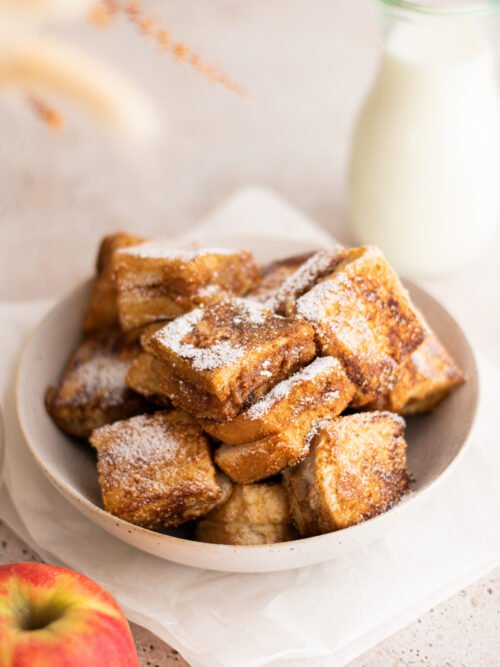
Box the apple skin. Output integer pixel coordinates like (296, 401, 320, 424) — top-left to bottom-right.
(0, 562, 139, 667)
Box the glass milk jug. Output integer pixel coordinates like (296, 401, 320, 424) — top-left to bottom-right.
(348, 0, 500, 277)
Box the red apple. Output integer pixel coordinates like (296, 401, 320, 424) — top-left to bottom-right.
(0, 562, 139, 667)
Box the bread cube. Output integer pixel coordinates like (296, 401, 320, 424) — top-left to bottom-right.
(203, 356, 354, 445)
(126, 353, 171, 407)
(283, 412, 412, 536)
(214, 406, 328, 484)
(196, 483, 295, 545)
(45, 332, 146, 439)
(82, 231, 144, 334)
(366, 333, 464, 414)
(113, 242, 260, 330)
(120, 320, 171, 345)
(248, 252, 313, 302)
(295, 246, 426, 405)
(91, 410, 231, 529)
(269, 246, 349, 316)
(146, 298, 316, 421)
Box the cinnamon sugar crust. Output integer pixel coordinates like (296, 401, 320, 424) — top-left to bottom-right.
(126, 353, 172, 407)
(269, 245, 349, 316)
(146, 298, 316, 420)
(196, 483, 296, 545)
(91, 410, 230, 529)
(295, 246, 426, 406)
(83, 231, 145, 334)
(113, 242, 260, 330)
(214, 408, 328, 484)
(45, 330, 147, 439)
(203, 356, 354, 445)
(44, 236, 467, 542)
(365, 332, 464, 414)
(248, 252, 313, 302)
(283, 412, 412, 536)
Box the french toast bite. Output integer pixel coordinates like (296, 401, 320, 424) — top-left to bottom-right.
(138, 321, 171, 348)
(83, 231, 144, 334)
(90, 410, 230, 530)
(196, 483, 296, 545)
(146, 298, 316, 421)
(295, 246, 426, 406)
(214, 408, 328, 484)
(113, 242, 260, 330)
(269, 246, 349, 316)
(121, 320, 171, 344)
(248, 252, 313, 302)
(366, 333, 464, 414)
(45, 331, 146, 439)
(283, 412, 412, 536)
(126, 353, 172, 406)
(203, 356, 354, 445)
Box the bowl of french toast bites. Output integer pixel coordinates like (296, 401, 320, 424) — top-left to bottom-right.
(17, 232, 478, 572)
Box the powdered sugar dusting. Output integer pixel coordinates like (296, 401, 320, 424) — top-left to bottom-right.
(231, 298, 269, 326)
(96, 414, 180, 476)
(155, 309, 244, 371)
(117, 241, 238, 261)
(408, 345, 435, 376)
(152, 299, 271, 371)
(295, 278, 340, 323)
(258, 358, 273, 377)
(269, 247, 345, 310)
(197, 284, 220, 298)
(247, 356, 341, 420)
(305, 417, 327, 446)
(72, 354, 131, 406)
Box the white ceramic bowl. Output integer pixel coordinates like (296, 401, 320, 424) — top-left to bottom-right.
(16, 279, 478, 572)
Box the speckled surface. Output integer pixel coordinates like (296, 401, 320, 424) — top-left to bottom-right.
(0, 519, 187, 667)
(1, 518, 499, 666)
(1, 0, 499, 664)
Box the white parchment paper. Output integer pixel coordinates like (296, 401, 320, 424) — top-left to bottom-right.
(1, 188, 499, 667)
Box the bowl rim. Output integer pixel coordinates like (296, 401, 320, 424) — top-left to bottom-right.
(15, 277, 480, 556)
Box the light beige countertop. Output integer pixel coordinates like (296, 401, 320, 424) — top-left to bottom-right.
(1, 1, 499, 665)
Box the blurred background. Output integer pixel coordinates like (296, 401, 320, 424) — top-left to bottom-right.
(0, 0, 498, 359)
(0, 1, 377, 296)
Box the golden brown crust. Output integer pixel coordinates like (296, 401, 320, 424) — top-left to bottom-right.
(91, 410, 228, 529)
(283, 412, 412, 536)
(203, 356, 354, 445)
(82, 231, 144, 334)
(270, 246, 349, 316)
(43, 237, 468, 544)
(295, 246, 426, 406)
(146, 359, 246, 422)
(365, 333, 465, 414)
(115, 288, 199, 330)
(214, 405, 330, 484)
(249, 252, 313, 302)
(146, 298, 316, 420)
(138, 321, 171, 348)
(113, 243, 260, 330)
(214, 433, 306, 485)
(125, 353, 172, 407)
(45, 331, 147, 438)
(120, 320, 172, 345)
(195, 483, 296, 545)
